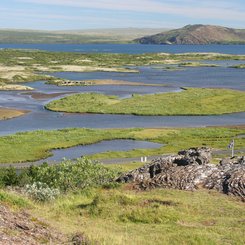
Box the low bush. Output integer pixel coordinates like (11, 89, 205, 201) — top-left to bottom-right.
(25, 182, 60, 202)
(0, 167, 19, 187)
(0, 158, 118, 195)
(28, 158, 118, 192)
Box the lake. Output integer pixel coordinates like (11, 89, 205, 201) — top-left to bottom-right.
(0, 43, 245, 54)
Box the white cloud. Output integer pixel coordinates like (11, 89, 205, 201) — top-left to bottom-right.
(0, 6, 174, 29)
(16, 0, 245, 21)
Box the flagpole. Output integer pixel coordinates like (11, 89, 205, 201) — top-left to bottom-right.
(228, 139, 235, 158)
(232, 139, 234, 157)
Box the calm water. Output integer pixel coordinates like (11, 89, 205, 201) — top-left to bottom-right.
(51, 64, 245, 91)
(0, 43, 245, 54)
(1, 110, 244, 136)
(31, 140, 163, 164)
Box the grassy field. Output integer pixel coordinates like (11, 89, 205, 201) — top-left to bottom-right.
(0, 127, 244, 163)
(0, 28, 166, 44)
(46, 88, 245, 116)
(1, 184, 245, 245)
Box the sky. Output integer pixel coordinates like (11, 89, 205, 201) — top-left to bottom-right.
(0, 0, 244, 30)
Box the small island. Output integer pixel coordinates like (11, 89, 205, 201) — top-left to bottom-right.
(47, 79, 165, 87)
(46, 88, 245, 116)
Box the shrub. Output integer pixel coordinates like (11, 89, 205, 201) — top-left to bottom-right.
(0, 158, 118, 194)
(28, 158, 118, 192)
(0, 167, 19, 186)
(25, 182, 60, 202)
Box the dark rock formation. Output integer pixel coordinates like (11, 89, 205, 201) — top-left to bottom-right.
(117, 148, 245, 200)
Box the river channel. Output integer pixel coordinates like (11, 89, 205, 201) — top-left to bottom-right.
(0, 62, 244, 136)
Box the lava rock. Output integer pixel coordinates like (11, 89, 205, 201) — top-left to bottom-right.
(117, 147, 245, 200)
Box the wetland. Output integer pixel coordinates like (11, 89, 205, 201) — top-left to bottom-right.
(0, 47, 244, 163)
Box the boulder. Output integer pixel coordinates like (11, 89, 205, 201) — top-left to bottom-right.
(117, 147, 212, 183)
(176, 147, 212, 165)
(116, 147, 245, 200)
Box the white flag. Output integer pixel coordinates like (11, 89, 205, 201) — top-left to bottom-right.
(228, 139, 234, 149)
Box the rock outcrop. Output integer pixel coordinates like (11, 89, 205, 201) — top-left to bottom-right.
(117, 147, 245, 200)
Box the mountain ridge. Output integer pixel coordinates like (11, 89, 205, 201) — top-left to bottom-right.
(135, 24, 245, 44)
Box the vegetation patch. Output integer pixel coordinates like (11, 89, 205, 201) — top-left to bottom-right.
(230, 64, 245, 69)
(0, 190, 30, 208)
(24, 187, 245, 244)
(46, 88, 245, 116)
(178, 62, 219, 67)
(0, 158, 117, 197)
(0, 127, 244, 163)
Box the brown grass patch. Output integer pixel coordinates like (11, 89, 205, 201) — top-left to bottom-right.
(0, 108, 29, 120)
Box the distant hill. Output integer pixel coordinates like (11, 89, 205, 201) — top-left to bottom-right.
(135, 25, 245, 44)
(0, 28, 168, 44)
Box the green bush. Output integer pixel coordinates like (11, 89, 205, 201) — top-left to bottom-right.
(0, 167, 19, 187)
(0, 158, 118, 194)
(30, 158, 118, 192)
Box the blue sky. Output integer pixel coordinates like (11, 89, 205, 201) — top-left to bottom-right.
(0, 0, 244, 30)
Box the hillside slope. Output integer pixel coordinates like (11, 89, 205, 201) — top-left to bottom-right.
(0, 28, 167, 44)
(135, 24, 245, 44)
(0, 204, 66, 244)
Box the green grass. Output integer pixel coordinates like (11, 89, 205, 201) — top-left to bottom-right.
(14, 185, 245, 245)
(0, 127, 244, 163)
(0, 189, 30, 208)
(46, 88, 245, 116)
